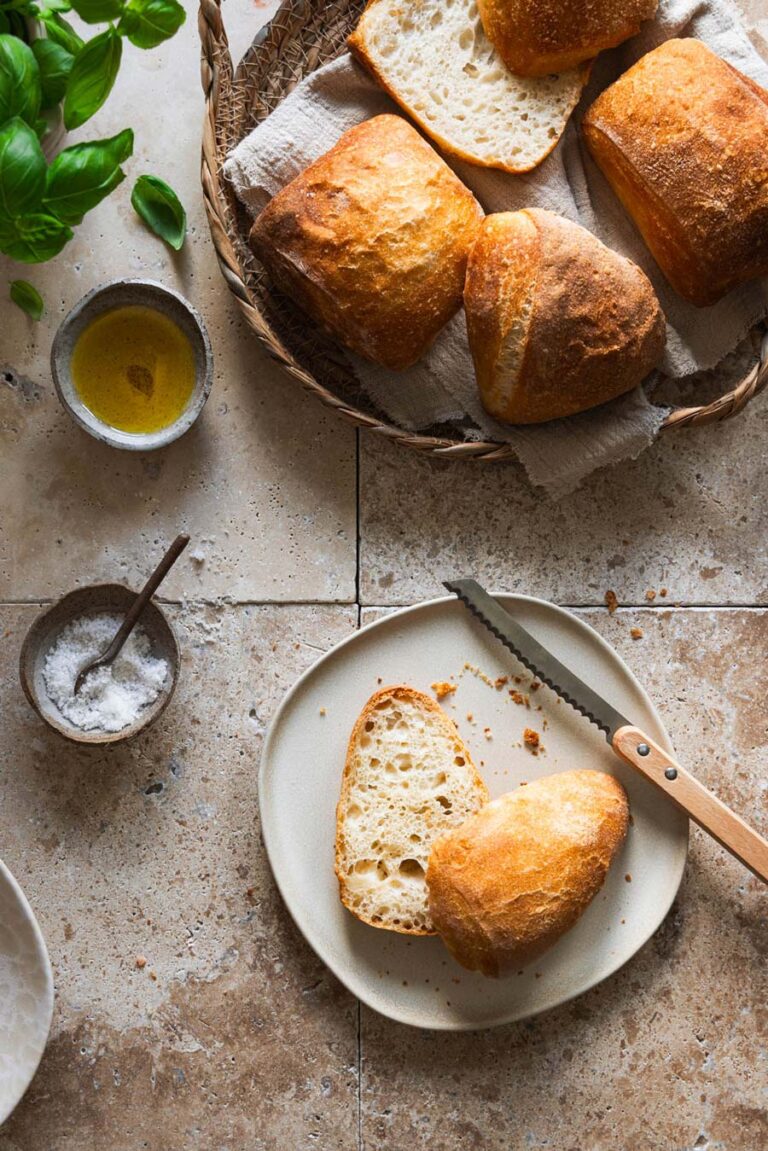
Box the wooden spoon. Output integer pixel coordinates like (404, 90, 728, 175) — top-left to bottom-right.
(74, 534, 189, 694)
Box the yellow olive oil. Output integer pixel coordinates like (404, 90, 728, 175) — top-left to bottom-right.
(71, 305, 195, 434)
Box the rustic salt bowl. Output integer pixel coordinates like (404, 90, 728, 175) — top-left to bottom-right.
(19, 583, 180, 745)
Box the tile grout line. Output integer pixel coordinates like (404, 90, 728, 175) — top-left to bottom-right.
(2, 599, 767, 610)
(356, 998, 363, 1151)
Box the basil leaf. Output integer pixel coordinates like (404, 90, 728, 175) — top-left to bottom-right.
(38, 0, 74, 13)
(131, 173, 185, 249)
(0, 213, 72, 262)
(43, 127, 133, 224)
(0, 118, 46, 220)
(63, 27, 121, 130)
(70, 0, 125, 23)
(118, 0, 185, 50)
(10, 279, 44, 319)
(41, 12, 83, 55)
(32, 39, 74, 109)
(0, 34, 42, 126)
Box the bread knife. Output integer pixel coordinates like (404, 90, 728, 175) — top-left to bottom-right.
(444, 579, 768, 883)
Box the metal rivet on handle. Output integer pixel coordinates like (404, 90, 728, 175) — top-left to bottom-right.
(665, 768, 678, 781)
(637, 744, 650, 757)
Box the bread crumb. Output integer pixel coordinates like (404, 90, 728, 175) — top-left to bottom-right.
(530, 680, 540, 691)
(483, 727, 492, 740)
(604, 589, 619, 614)
(431, 681, 456, 700)
(466, 712, 474, 723)
(630, 627, 644, 640)
(523, 728, 540, 752)
(621, 918, 626, 925)
(494, 676, 508, 689)
(625, 873, 632, 883)
(645, 588, 656, 601)
(659, 587, 668, 598)
(509, 690, 530, 708)
(149, 970, 158, 981)
(135, 956, 147, 970)
(319, 707, 326, 716)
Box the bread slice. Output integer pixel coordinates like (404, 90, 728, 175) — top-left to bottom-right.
(335, 686, 489, 935)
(348, 0, 587, 174)
(464, 209, 665, 423)
(427, 770, 630, 976)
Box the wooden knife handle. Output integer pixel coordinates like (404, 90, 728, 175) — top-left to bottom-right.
(613, 725, 768, 883)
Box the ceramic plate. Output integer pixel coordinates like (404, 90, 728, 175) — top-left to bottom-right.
(260, 595, 688, 1030)
(0, 857, 54, 1123)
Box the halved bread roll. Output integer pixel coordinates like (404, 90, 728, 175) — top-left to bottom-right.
(464, 209, 666, 424)
(427, 770, 630, 976)
(349, 0, 587, 173)
(335, 686, 489, 935)
(478, 0, 658, 77)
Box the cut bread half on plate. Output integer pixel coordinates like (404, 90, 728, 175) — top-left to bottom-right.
(335, 685, 489, 935)
(348, 0, 588, 173)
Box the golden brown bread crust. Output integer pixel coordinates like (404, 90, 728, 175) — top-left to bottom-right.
(249, 115, 483, 370)
(477, 0, 657, 76)
(335, 686, 489, 936)
(426, 770, 630, 976)
(583, 39, 768, 307)
(465, 208, 666, 424)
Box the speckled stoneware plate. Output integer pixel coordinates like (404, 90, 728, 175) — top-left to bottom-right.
(0, 857, 54, 1123)
(260, 594, 688, 1030)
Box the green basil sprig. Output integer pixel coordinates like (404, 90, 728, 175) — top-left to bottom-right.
(39, 13, 84, 56)
(70, 0, 125, 23)
(63, 26, 122, 130)
(118, 0, 185, 51)
(0, 0, 185, 270)
(31, 39, 74, 109)
(10, 278, 44, 319)
(131, 173, 186, 250)
(0, 35, 41, 126)
(0, 213, 72, 262)
(44, 127, 133, 224)
(0, 117, 46, 219)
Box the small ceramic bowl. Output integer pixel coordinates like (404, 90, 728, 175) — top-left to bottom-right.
(51, 279, 213, 451)
(19, 584, 180, 745)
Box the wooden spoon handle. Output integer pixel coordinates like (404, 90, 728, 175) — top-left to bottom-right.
(613, 725, 768, 882)
(102, 534, 190, 660)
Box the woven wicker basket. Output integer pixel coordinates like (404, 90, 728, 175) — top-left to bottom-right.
(199, 0, 768, 461)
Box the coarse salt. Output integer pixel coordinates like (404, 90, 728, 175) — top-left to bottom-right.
(42, 613, 169, 733)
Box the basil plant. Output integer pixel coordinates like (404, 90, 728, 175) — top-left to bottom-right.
(0, 0, 185, 265)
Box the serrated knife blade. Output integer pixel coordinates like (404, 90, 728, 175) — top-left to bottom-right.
(444, 578, 627, 740)
(444, 578, 768, 883)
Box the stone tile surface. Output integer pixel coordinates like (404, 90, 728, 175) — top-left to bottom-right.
(0, 603, 359, 1151)
(360, 606, 767, 1151)
(0, 0, 355, 604)
(359, 409, 768, 607)
(0, 0, 766, 1148)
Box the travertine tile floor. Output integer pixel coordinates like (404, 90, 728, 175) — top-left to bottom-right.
(0, 2, 765, 1148)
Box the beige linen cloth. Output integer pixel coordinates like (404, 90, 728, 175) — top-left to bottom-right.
(225, 0, 768, 496)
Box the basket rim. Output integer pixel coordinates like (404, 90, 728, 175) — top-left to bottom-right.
(198, 0, 768, 460)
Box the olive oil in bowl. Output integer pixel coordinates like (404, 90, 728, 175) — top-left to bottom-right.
(71, 305, 195, 435)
